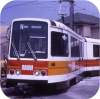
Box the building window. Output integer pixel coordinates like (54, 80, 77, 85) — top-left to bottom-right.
(93, 45, 100, 57)
(76, 27, 81, 35)
(51, 31, 69, 57)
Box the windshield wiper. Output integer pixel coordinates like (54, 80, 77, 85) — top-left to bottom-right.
(27, 42, 37, 61)
(12, 41, 20, 60)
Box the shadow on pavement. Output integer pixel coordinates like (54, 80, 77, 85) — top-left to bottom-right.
(2, 85, 70, 99)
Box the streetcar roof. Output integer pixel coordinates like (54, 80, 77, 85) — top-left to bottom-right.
(12, 18, 50, 23)
(84, 37, 100, 44)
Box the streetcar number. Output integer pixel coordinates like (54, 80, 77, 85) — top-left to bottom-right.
(22, 65, 33, 71)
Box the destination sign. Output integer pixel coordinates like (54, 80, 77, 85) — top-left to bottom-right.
(13, 21, 47, 32)
(31, 26, 41, 29)
(20, 24, 42, 30)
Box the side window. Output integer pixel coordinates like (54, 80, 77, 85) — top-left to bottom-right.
(80, 41, 84, 57)
(71, 36, 81, 57)
(76, 27, 81, 35)
(51, 31, 68, 57)
(93, 45, 100, 57)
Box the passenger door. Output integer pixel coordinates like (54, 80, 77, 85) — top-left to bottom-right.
(70, 36, 84, 82)
(78, 41, 84, 81)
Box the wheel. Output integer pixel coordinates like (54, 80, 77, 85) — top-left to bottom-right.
(15, 85, 19, 94)
(48, 83, 56, 93)
(29, 86, 34, 95)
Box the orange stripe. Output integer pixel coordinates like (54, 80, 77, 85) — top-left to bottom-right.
(49, 67, 70, 69)
(8, 66, 20, 69)
(7, 59, 99, 75)
(49, 61, 69, 68)
(35, 67, 48, 70)
(48, 67, 70, 75)
(48, 61, 74, 75)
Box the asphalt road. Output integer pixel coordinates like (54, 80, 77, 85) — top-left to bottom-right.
(1, 76, 100, 99)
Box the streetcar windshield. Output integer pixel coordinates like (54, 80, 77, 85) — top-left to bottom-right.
(10, 21, 48, 59)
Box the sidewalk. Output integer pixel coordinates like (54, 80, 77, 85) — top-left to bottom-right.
(63, 76, 100, 99)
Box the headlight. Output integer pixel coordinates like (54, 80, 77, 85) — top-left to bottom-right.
(34, 70, 40, 76)
(15, 69, 20, 75)
(9, 69, 14, 75)
(41, 70, 47, 76)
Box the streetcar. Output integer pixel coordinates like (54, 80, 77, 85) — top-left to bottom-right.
(4, 18, 99, 90)
(84, 37, 100, 76)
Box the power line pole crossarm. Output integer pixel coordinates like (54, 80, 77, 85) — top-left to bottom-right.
(59, 0, 74, 30)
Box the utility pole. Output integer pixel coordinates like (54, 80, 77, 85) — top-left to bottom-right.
(58, 0, 74, 30)
(70, 1, 74, 30)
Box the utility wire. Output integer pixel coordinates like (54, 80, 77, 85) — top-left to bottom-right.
(3, 6, 55, 11)
(3, 1, 99, 20)
(34, 2, 57, 17)
(5, 9, 66, 11)
(74, 5, 99, 15)
(3, 2, 100, 14)
(4, 1, 98, 15)
(3, 1, 36, 9)
(3, 1, 57, 9)
(51, 2, 59, 19)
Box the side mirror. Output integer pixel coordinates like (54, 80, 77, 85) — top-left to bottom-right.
(6, 31, 10, 40)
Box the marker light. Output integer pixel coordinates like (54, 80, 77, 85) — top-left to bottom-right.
(41, 70, 47, 76)
(15, 69, 20, 75)
(9, 69, 14, 75)
(34, 70, 40, 76)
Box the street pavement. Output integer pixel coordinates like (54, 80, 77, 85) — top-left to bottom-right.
(1, 76, 100, 99)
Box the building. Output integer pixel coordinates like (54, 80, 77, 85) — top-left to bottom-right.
(57, 13, 100, 39)
(0, 25, 9, 60)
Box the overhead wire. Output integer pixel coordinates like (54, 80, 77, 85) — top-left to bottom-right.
(3, 1, 36, 9)
(4, 1, 99, 15)
(34, 2, 57, 18)
(74, 5, 99, 15)
(2, 0, 99, 22)
(51, 2, 59, 19)
(3, 5, 60, 11)
(3, 1, 56, 9)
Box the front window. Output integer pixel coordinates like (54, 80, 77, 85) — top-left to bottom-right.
(10, 21, 48, 59)
(51, 31, 69, 57)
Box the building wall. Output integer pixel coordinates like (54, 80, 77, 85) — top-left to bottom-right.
(0, 25, 8, 34)
(74, 25, 84, 36)
(91, 28, 100, 39)
(82, 24, 91, 37)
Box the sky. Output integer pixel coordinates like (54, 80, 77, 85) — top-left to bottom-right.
(0, 0, 100, 26)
